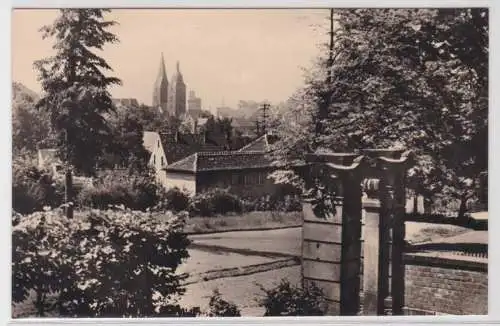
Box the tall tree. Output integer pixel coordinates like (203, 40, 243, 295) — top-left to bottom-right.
(272, 8, 488, 217)
(34, 9, 122, 217)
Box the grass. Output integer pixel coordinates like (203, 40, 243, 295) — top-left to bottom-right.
(405, 223, 471, 245)
(184, 211, 302, 234)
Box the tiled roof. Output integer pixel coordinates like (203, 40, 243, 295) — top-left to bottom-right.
(238, 133, 279, 152)
(166, 151, 273, 173)
(157, 132, 227, 165)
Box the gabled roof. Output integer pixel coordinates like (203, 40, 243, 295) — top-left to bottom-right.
(166, 151, 273, 173)
(143, 131, 228, 166)
(238, 133, 279, 152)
(143, 131, 161, 153)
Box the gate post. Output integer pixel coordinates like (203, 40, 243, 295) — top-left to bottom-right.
(301, 152, 364, 315)
(360, 177, 385, 315)
(362, 149, 414, 315)
(379, 150, 413, 315)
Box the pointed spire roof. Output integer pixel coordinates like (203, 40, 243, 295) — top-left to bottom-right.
(173, 60, 184, 84)
(155, 52, 168, 85)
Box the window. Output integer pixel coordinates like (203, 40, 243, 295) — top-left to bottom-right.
(232, 174, 240, 185)
(257, 172, 265, 185)
(158, 140, 160, 148)
(153, 155, 156, 165)
(161, 156, 164, 166)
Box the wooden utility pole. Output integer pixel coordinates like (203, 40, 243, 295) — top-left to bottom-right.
(260, 102, 270, 135)
(327, 8, 334, 84)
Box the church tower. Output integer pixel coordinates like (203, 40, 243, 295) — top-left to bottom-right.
(152, 53, 169, 113)
(167, 61, 187, 118)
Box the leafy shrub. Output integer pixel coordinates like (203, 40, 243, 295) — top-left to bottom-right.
(156, 187, 190, 212)
(189, 189, 243, 217)
(242, 194, 302, 213)
(12, 207, 190, 317)
(12, 156, 64, 214)
(77, 171, 164, 211)
(207, 289, 241, 317)
(257, 279, 326, 316)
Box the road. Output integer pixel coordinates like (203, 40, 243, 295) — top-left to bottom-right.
(180, 221, 476, 316)
(189, 221, 471, 256)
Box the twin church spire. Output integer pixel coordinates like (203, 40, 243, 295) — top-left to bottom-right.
(152, 53, 186, 117)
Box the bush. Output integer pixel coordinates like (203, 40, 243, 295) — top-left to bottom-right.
(156, 187, 190, 213)
(77, 171, 164, 211)
(189, 189, 243, 217)
(207, 289, 241, 317)
(12, 156, 64, 214)
(242, 194, 302, 213)
(257, 279, 326, 316)
(12, 207, 191, 317)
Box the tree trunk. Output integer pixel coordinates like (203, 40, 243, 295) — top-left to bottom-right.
(458, 194, 468, 221)
(413, 191, 418, 214)
(65, 168, 73, 219)
(424, 196, 432, 215)
(36, 289, 45, 317)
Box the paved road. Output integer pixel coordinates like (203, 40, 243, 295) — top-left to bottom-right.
(182, 221, 477, 316)
(191, 227, 302, 257)
(190, 221, 471, 256)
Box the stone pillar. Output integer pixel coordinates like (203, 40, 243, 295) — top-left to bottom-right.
(301, 152, 364, 315)
(362, 149, 413, 316)
(360, 178, 387, 315)
(378, 150, 413, 315)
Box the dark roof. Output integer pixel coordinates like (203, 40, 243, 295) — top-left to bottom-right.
(159, 132, 227, 165)
(238, 133, 279, 152)
(166, 151, 274, 173)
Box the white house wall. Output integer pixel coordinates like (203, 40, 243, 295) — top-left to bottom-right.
(165, 172, 196, 195)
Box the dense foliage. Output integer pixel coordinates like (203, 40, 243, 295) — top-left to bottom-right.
(12, 83, 55, 156)
(156, 187, 191, 213)
(12, 207, 190, 317)
(206, 289, 241, 317)
(258, 279, 326, 316)
(189, 189, 243, 217)
(185, 188, 302, 217)
(34, 9, 121, 176)
(12, 155, 64, 214)
(76, 170, 165, 211)
(271, 9, 488, 217)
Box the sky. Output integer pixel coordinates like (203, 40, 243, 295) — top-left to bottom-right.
(11, 9, 329, 110)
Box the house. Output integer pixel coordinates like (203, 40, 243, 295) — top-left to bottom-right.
(238, 133, 279, 152)
(142, 131, 228, 187)
(232, 117, 257, 138)
(38, 149, 63, 175)
(37, 148, 93, 189)
(180, 115, 210, 133)
(164, 151, 278, 197)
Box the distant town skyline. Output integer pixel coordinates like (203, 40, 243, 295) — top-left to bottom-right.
(12, 9, 328, 110)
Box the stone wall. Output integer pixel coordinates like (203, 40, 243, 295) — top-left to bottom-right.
(403, 253, 488, 315)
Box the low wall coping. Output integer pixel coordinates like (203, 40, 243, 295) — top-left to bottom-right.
(404, 252, 487, 272)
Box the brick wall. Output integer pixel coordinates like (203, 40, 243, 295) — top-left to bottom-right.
(403, 253, 488, 315)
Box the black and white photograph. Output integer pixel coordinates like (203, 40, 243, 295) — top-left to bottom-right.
(10, 7, 488, 318)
